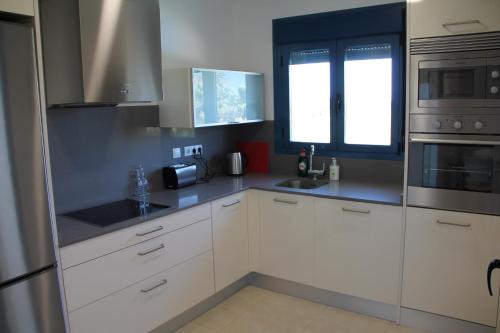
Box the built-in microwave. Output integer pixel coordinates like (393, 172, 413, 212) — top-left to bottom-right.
(410, 33, 500, 114)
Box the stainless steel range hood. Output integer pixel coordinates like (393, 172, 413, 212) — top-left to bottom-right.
(40, 0, 163, 107)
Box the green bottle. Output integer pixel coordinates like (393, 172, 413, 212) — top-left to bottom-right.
(298, 148, 309, 177)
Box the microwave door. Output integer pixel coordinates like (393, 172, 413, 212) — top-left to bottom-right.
(418, 58, 487, 108)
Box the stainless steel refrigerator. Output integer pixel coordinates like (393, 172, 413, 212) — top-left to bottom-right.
(0, 20, 65, 333)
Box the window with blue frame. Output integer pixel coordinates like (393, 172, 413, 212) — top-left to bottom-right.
(273, 3, 406, 159)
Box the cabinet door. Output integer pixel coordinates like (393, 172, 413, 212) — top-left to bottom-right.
(212, 192, 249, 292)
(315, 199, 402, 305)
(192, 68, 264, 127)
(259, 191, 315, 285)
(402, 207, 500, 326)
(248, 190, 261, 272)
(0, 0, 34, 16)
(410, 0, 500, 38)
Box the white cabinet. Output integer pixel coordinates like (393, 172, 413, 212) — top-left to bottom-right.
(64, 219, 212, 312)
(60, 203, 211, 269)
(247, 189, 261, 272)
(258, 191, 315, 286)
(315, 199, 402, 305)
(159, 68, 264, 128)
(68, 252, 215, 333)
(402, 207, 500, 326)
(0, 0, 34, 16)
(409, 0, 500, 38)
(212, 192, 249, 291)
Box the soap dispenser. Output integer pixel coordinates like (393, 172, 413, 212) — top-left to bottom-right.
(329, 158, 339, 181)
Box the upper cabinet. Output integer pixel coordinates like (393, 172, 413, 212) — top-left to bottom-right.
(409, 0, 500, 39)
(0, 0, 34, 16)
(160, 68, 264, 128)
(40, 0, 163, 107)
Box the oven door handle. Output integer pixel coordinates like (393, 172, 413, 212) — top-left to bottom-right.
(410, 137, 500, 146)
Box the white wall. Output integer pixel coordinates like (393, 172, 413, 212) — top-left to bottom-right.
(160, 0, 401, 120)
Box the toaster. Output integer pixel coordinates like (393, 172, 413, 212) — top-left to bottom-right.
(163, 163, 197, 189)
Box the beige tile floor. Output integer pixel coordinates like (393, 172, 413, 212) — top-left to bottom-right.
(175, 286, 429, 333)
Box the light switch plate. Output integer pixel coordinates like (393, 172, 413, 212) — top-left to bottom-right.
(172, 147, 181, 159)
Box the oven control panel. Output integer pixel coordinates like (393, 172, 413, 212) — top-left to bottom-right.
(410, 114, 500, 134)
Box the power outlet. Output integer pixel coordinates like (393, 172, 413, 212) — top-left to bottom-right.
(172, 147, 181, 159)
(184, 145, 203, 156)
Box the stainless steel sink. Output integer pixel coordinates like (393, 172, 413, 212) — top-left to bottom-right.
(275, 178, 329, 190)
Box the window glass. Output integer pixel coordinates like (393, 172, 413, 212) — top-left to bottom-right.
(289, 49, 331, 143)
(343, 44, 392, 146)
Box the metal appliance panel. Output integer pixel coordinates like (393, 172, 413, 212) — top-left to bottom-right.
(0, 21, 56, 284)
(410, 48, 500, 114)
(407, 133, 500, 215)
(0, 268, 65, 333)
(79, 0, 163, 103)
(408, 186, 500, 216)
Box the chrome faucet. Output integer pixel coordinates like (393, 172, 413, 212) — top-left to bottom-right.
(308, 145, 325, 180)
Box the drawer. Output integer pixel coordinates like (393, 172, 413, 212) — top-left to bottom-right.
(60, 203, 211, 269)
(68, 251, 215, 333)
(64, 219, 212, 312)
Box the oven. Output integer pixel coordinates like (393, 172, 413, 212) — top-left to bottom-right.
(408, 134, 500, 215)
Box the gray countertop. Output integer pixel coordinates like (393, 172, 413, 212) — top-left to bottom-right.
(56, 174, 403, 247)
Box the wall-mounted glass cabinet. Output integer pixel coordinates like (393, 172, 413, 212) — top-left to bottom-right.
(160, 68, 264, 128)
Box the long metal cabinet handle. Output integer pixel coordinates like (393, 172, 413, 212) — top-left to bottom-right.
(410, 138, 500, 146)
(136, 226, 164, 237)
(137, 244, 165, 256)
(140, 279, 167, 293)
(273, 198, 298, 205)
(222, 200, 241, 208)
(342, 207, 371, 214)
(436, 220, 471, 228)
(442, 19, 481, 29)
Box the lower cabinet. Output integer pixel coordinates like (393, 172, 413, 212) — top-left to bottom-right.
(63, 219, 212, 312)
(212, 192, 249, 292)
(315, 199, 402, 305)
(68, 251, 215, 333)
(258, 191, 315, 286)
(402, 207, 500, 327)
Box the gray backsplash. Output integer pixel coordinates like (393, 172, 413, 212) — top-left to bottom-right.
(47, 106, 239, 214)
(47, 107, 403, 214)
(235, 121, 404, 183)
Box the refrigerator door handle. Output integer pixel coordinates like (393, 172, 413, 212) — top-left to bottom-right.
(487, 259, 500, 296)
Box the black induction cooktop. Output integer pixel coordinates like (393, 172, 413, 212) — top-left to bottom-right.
(64, 199, 171, 227)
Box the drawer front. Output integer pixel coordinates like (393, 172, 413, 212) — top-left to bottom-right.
(211, 192, 249, 291)
(402, 207, 500, 326)
(64, 219, 212, 312)
(315, 199, 402, 305)
(68, 251, 215, 333)
(61, 203, 211, 269)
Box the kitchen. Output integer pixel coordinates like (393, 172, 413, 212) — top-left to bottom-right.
(0, 0, 499, 333)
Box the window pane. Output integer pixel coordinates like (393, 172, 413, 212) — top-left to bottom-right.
(344, 44, 392, 146)
(289, 49, 331, 143)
